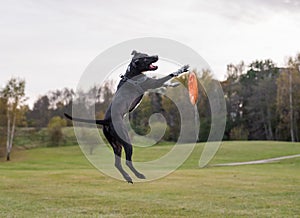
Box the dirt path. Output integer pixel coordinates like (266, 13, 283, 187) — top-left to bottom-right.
(212, 154, 300, 167)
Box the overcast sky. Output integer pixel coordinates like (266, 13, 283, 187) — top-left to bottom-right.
(1, 0, 300, 106)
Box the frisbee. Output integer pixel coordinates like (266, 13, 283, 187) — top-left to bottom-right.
(188, 71, 199, 105)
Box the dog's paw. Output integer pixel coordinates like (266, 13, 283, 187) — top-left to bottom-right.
(127, 180, 133, 184)
(124, 175, 133, 184)
(163, 81, 180, 88)
(136, 173, 146, 179)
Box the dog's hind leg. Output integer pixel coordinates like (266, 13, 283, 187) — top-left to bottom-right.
(123, 142, 146, 179)
(113, 122, 146, 180)
(115, 159, 133, 184)
(103, 126, 133, 183)
(109, 118, 146, 179)
(113, 145, 133, 183)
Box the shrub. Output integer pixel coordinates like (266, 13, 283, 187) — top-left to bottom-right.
(47, 116, 67, 146)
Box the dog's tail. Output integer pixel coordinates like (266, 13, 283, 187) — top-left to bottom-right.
(64, 113, 110, 125)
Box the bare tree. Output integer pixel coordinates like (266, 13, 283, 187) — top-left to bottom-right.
(276, 58, 300, 141)
(288, 68, 295, 142)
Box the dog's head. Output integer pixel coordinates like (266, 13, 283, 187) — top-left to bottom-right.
(127, 50, 158, 76)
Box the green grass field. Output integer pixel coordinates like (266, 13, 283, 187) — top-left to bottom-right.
(0, 141, 300, 217)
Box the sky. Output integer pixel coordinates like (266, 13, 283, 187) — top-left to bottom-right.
(1, 0, 300, 107)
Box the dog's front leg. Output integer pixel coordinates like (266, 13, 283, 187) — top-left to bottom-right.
(143, 65, 190, 90)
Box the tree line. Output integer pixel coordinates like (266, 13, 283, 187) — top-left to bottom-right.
(1, 53, 300, 159)
(223, 54, 300, 141)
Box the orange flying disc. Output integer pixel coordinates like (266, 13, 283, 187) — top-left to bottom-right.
(188, 71, 199, 105)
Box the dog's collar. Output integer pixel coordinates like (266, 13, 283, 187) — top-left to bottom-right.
(120, 74, 147, 93)
(120, 74, 147, 83)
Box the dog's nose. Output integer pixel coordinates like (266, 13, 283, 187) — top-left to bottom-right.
(154, 55, 158, 60)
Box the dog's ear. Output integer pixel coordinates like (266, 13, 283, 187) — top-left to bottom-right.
(131, 50, 137, 56)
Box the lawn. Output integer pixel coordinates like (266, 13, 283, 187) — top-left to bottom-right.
(0, 141, 299, 217)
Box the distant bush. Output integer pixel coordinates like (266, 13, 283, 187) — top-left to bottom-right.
(47, 116, 67, 146)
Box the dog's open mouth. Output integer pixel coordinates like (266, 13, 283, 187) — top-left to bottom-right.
(148, 57, 158, 70)
(149, 63, 158, 70)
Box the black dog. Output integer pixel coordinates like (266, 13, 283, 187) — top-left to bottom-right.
(65, 50, 189, 183)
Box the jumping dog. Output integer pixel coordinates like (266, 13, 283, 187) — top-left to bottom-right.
(65, 50, 189, 183)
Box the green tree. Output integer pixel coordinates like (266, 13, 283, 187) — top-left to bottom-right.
(222, 62, 245, 140)
(0, 78, 27, 160)
(240, 60, 278, 140)
(196, 69, 215, 142)
(27, 95, 50, 128)
(47, 116, 67, 146)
